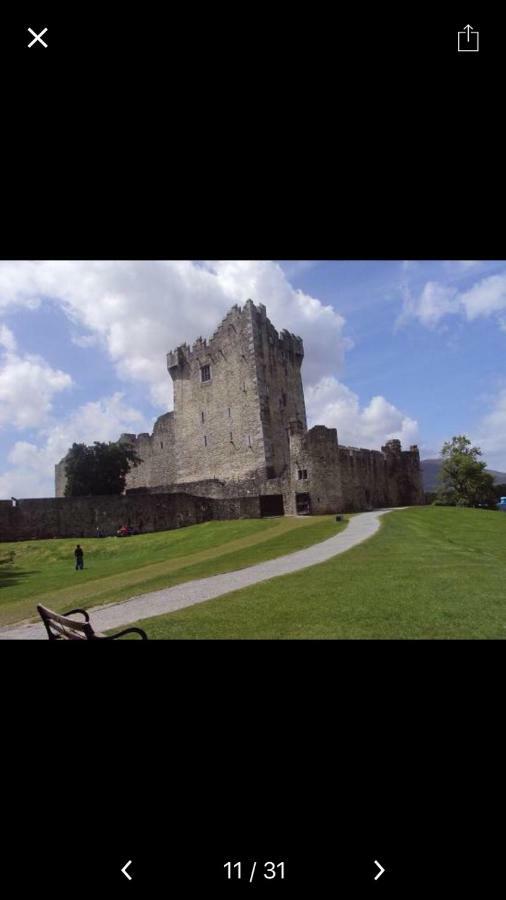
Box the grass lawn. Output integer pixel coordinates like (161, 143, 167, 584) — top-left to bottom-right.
(124, 507, 506, 639)
(0, 515, 346, 627)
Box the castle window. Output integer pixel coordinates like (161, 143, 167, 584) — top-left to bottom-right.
(228, 407, 231, 418)
(298, 469, 308, 480)
(230, 432, 233, 443)
(204, 435, 208, 447)
(281, 392, 287, 408)
(201, 364, 211, 383)
(201, 411, 205, 423)
(248, 435, 252, 447)
(160, 441, 163, 449)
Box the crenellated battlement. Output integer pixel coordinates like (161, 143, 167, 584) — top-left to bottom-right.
(167, 301, 304, 379)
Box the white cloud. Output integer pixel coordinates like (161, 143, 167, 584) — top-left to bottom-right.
(0, 261, 423, 496)
(415, 282, 459, 328)
(70, 332, 99, 348)
(0, 260, 350, 405)
(442, 260, 481, 271)
(204, 260, 352, 385)
(305, 376, 419, 449)
(0, 323, 17, 352)
(460, 273, 506, 320)
(0, 393, 150, 499)
(400, 269, 506, 329)
(0, 348, 73, 429)
(279, 260, 321, 280)
(475, 388, 506, 472)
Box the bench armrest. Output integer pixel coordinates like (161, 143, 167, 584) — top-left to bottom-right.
(63, 608, 90, 622)
(107, 627, 148, 640)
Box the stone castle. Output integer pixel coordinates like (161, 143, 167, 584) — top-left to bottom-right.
(55, 300, 423, 514)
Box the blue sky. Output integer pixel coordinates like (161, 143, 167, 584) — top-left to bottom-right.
(1, 259, 505, 498)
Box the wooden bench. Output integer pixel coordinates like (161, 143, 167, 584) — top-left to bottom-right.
(37, 605, 148, 640)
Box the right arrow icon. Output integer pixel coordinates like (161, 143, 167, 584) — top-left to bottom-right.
(374, 860, 385, 881)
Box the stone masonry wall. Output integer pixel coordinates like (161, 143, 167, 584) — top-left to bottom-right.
(285, 424, 343, 515)
(0, 493, 261, 542)
(338, 439, 423, 511)
(251, 303, 306, 479)
(381, 440, 425, 507)
(54, 412, 177, 498)
(338, 446, 390, 511)
(54, 458, 67, 498)
(52, 301, 424, 515)
(121, 411, 177, 491)
(167, 302, 266, 483)
(166, 300, 306, 484)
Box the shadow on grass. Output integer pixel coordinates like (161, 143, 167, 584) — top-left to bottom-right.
(0, 565, 40, 589)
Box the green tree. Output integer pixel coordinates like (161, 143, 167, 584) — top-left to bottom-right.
(438, 435, 496, 507)
(494, 482, 506, 501)
(64, 441, 142, 497)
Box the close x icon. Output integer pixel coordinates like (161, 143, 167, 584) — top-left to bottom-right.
(26, 25, 48, 47)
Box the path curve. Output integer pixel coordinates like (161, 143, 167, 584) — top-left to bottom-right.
(0, 508, 402, 640)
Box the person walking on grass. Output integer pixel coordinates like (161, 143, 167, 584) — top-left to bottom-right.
(74, 544, 84, 571)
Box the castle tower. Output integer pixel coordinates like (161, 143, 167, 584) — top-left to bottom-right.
(253, 302, 306, 478)
(166, 300, 306, 484)
(381, 439, 423, 506)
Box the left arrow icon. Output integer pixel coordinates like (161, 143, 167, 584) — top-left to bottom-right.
(121, 860, 133, 881)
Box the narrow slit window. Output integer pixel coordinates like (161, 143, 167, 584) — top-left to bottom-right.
(201, 411, 205, 423)
(160, 441, 163, 449)
(201, 365, 211, 383)
(204, 435, 208, 447)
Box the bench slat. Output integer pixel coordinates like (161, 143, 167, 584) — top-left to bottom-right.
(36, 605, 147, 640)
(37, 605, 93, 640)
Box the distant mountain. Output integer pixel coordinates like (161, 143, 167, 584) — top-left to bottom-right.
(421, 458, 506, 491)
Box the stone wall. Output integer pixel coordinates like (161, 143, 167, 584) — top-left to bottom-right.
(251, 302, 306, 479)
(285, 424, 343, 515)
(0, 492, 261, 542)
(127, 476, 261, 499)
(167, 302, 267, 483)
(54, 457, 67, 498)
(52, 300, 424, 515)
(124, 435, 423, 516)
(121, 411, 177, 492)
(337, 439, 423, 511)
(338, 446, 391, 511)
(55, 413, 177, 498)
(384, 441, 425, 507)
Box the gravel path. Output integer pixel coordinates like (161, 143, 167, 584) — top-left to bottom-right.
(0, 508, 401, 640)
